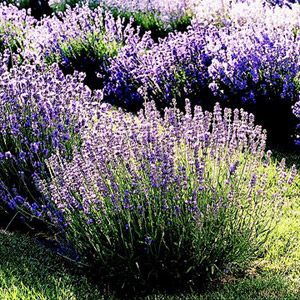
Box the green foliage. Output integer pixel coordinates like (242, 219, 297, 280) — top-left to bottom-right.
(109, 7, 192, 39)
(45, 143, 295, 293)
(46, 32, 121, 65)
(144, 274, 300, 300)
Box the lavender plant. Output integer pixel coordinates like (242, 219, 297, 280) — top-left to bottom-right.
(33, 6, 138, 89)
(0, 4, 35, 66)
(105, 28, 211, 110)
(106, 3, 193, 40)
(106, 1, 300, 144)
(36, 101, 296, 292)
(0, 58, 99, 222)
(49, 0, 194, 39)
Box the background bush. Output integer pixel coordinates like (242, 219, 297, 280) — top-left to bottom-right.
(34, 6, 139, 89)
(0, 4, 35, 66)
(105, 11, 300, 146)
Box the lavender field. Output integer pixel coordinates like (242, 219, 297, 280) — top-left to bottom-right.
(0, 0, 300, 299)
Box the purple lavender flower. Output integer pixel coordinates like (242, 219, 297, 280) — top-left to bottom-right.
(32, 100, 296, 288)
(0, 59, 98, 213)
(144, 235, 153, 246)
(250, 173, 257, 188)
(229, 161, 240, 176)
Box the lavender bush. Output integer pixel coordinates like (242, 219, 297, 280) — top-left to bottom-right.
(35, 101, 297, 292)
(0, 58, 99, 221)
(105, 0, 300, 145)
(32, 6, 139, 89)
(49, 0, 194, 39)
(0, 4, 35, 66)
(103, 0, 194, 40)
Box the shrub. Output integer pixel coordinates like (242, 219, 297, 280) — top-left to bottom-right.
(49, 0, 194, 39)
(107, 6, 192, 40)
(105, 1, 300, 145)
(0, 4, 35, 65)
(35, 101, 296, 293)
(33, 6, 139, 89)
(105, 28, 211, 110)
(0, 59, 99, 224)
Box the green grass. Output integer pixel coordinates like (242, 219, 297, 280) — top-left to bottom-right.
(0, 230, 104, 300)
(260, 158, 300, 282)
(0, 153, 299, 299)
(143, 275, 300, 299)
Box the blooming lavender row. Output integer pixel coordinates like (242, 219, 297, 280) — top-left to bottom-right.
(108, 1, 300, 103)
(104, 0, 300, 144)
(35, 100, 297, 286)
(0, 57, 100, 212)
(48, 0, 195, 33)
(26, 5, 142, 88)
(32, 5, 138, 53)
(11, 1, 300, 123)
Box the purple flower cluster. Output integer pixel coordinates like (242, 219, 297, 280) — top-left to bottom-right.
(0, 4, 35, 59)
(38, 101, 269, 221)
(27, 5, 141, 89)
(33, 5, 138, 55)
(105, 28, 211, 108)
(39, 100, 268, 222)
(103, 0, 300, 144)
(0, 58, 99, 210)
(34, 100, 296, 286)
(106, 5, 300, 107)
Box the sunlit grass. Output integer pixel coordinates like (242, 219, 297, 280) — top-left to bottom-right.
(0, 230, 104, 300)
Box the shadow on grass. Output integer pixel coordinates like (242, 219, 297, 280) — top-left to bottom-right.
(0, 230, 104, 300)
(0, 229, 299, 300)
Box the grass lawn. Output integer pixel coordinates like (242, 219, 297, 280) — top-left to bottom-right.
(0, 152, 299, 300)
(0, 230, 104, 300)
